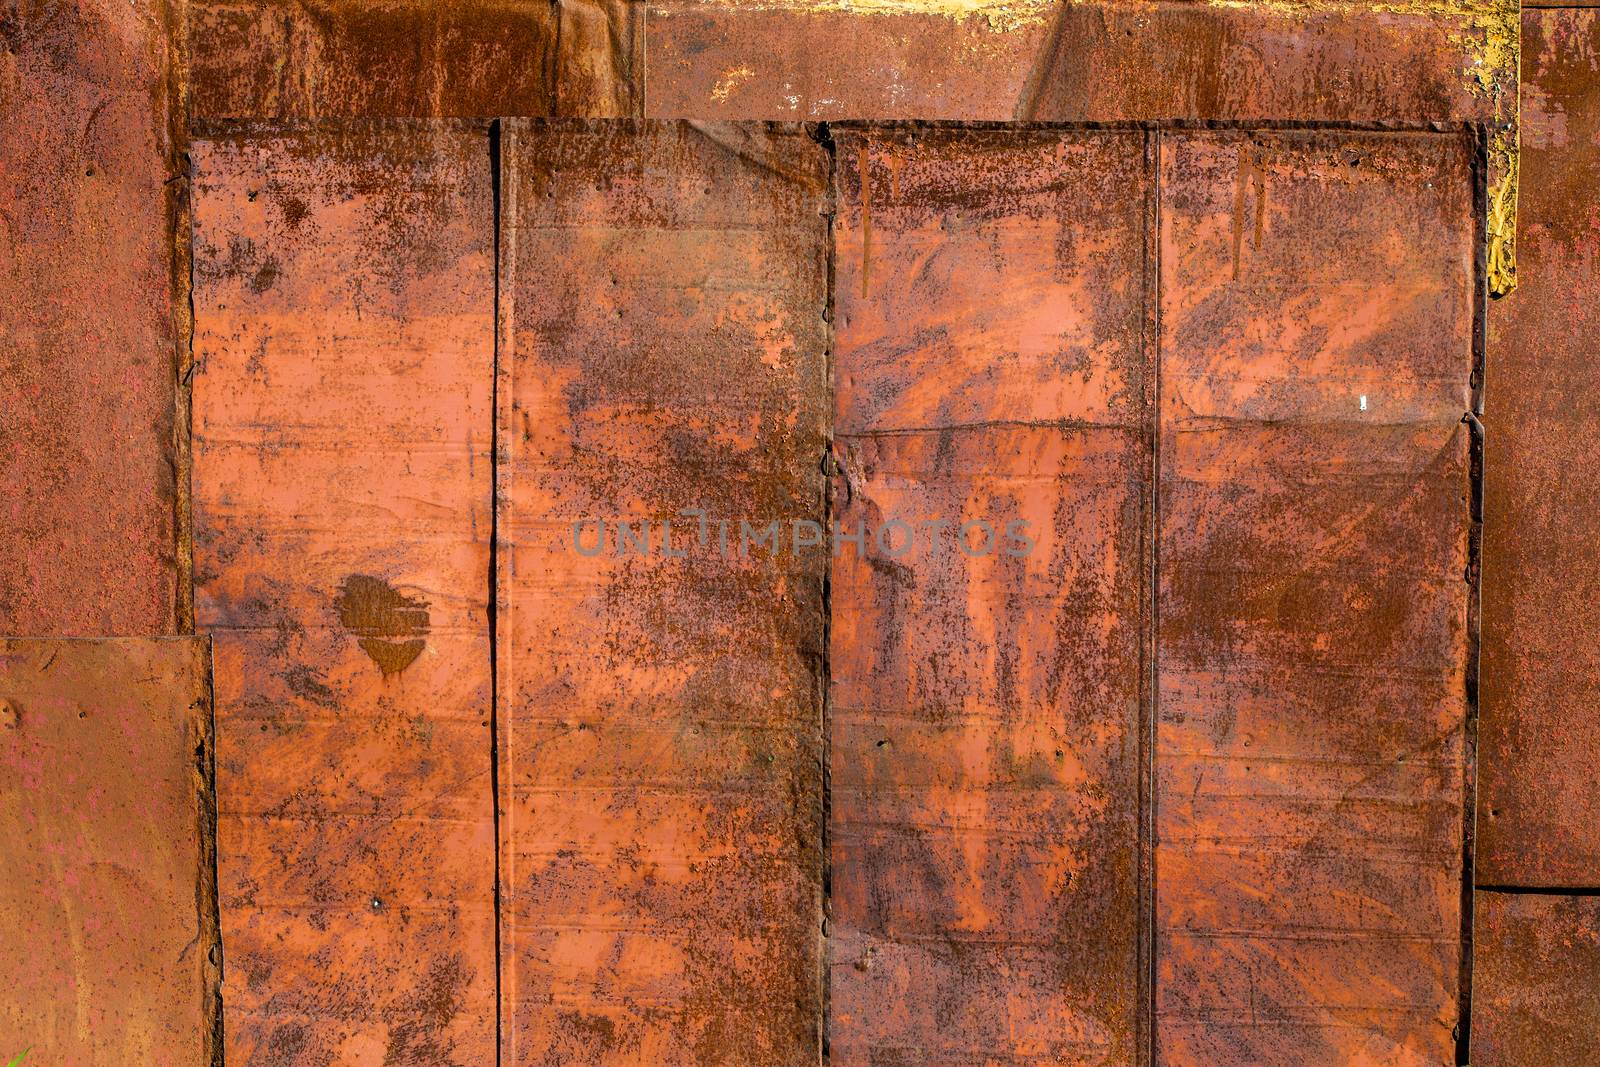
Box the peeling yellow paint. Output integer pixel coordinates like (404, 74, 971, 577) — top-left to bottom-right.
(711, 65, 756, 101)
(685, 0, 1054, 32)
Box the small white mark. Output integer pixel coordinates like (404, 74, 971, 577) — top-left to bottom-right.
(1359, 394, 1368, 412)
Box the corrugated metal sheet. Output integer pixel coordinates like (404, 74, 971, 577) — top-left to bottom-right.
(1155, 129, 1477, 1065)
(828, 124, 1148, 1065)
(190, 122, 498, 1064)
(497, 120, 829, 1064)
(1477, 8, 1600, 888)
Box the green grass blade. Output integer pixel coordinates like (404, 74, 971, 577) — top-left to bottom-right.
(6, 1049, 29, 1067)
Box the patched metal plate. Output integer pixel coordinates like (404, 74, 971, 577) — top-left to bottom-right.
(0, 637, 218, 1065)
(1473, 890, 1600, 1065)
(0, 0, 179, 635)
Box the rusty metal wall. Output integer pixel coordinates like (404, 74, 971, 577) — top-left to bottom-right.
(1154, 129, 1478, 1065)
(1478, 8, 1600, 889)
(0, 637, 218, 1064)
(828, 124, 1149, 1064)
(0, 0, 181, 635)
(190, 122, 498, 1064)
(496, 120, 829, 1065)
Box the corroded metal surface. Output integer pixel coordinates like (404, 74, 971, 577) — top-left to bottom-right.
(0, 0, 179, 634)
(1477, 8, 1600, 887)
(828, 125, 1148, 1065)
(191, 123, 497, 1063)
(498, 120, 828, 1064)
(1155, 130, 1477, 1065)
(0, 637, 217, 1064)
(1473, 891, 1600, 1065)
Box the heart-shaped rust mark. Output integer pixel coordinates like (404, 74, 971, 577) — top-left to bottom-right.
(333, 575, 429, 676)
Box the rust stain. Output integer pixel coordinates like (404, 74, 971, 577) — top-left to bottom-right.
(334, 574, 430, 676)
(0, 637, 218, 1065)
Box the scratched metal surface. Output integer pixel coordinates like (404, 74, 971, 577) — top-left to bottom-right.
(1155, 129, 1477, 1065)
(1472, 891, 1600, 1065)
(828, 126, 1149, 1065)
(185, 0, 641, 119)
(0, 637, 217, 1065)
(191, 123, 497, 1065)
(497, 120, 828, 1064)
(0, 0, 179, 634)
(1477, 8, 1600, 887)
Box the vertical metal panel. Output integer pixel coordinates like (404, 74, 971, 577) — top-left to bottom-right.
(1473, 891, 1600, 1065)
(191, 122, 497, 1064)
(1477, 8, 1600, 887)
(0, 637, 217, 1064)
(497, 120, 828, 1065)
(0, 0, 178, 634)
(828, 125, 1148, 1065)
(1155, 129, 1477, 1066)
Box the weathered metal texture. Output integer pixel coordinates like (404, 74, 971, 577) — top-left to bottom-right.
(0, 0, 179, 634)
(829, 126, 1148, 1064)
(0, 637, 218, 1065)
(1477, 9, 1600, 887)
(1155, 130, 1477, 1065)
(191, 123, 497, 1063)
(1472, 891, 1600, 1065)
(185, 0, 641, 119)
(498, 120, 828, 1064)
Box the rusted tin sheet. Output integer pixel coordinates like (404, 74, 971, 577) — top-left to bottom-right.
(498, 120, 828, 1064)
(645, 2, 1057, 120)
(1156, 130, 1477, 1065)
(191, 122, 497, 1063)
(0, 0, 179, 634)
(0, 637, 218, 1065)
(1472, 891, 1600, 1065)
(1477, 9, 1600, 887)
(185, 0, 641, 119)
(829, 126, 1148, 1064)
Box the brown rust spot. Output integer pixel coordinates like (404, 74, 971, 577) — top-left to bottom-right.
(334, 575, 430, 675)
